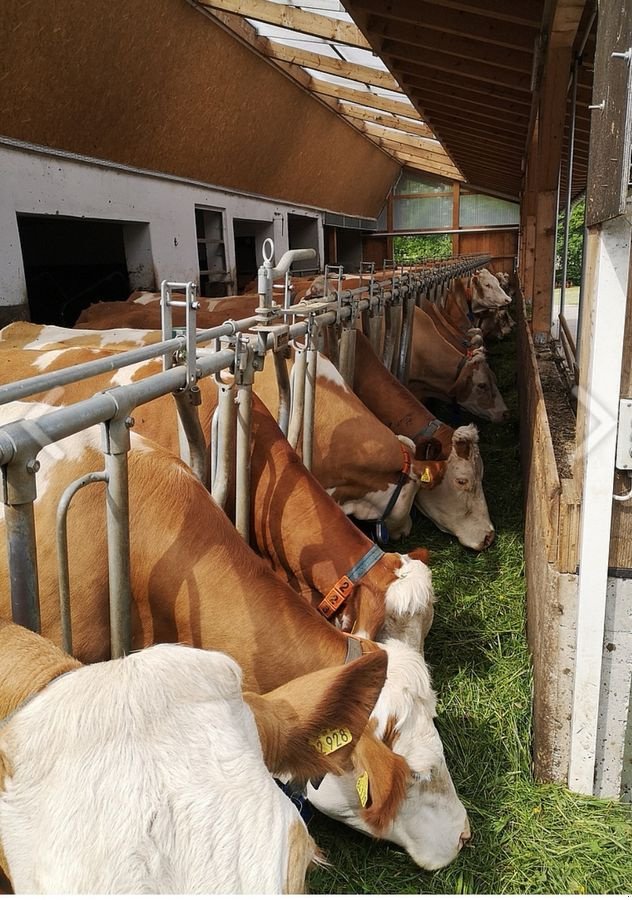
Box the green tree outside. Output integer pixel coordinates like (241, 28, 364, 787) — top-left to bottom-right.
(393, 233, 453, 262)
(556, 197, 585, 286)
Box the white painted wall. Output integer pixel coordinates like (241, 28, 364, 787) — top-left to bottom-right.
(0, 142, 325, 314)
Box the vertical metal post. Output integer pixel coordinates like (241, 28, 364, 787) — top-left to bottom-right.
(103, 417, 133, 658)
(210, 379, 236, 509)
(397, 291, 416, 386)
(234, 337, 255, 542)
(5, 499, 41, 633)
(303, 345, 318, 472)
(274, 352, 291, 437)
(288, 345, 307, 449)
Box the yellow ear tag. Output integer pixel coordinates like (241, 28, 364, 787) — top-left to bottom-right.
(356, 771, 370, 808)
(310, 727, 352, 755)
(421, 467, 432, 484)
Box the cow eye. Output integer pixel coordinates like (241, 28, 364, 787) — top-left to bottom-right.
(411, 770, 432, 783)
(456, 478, 469, 487)
(477, 383, 489, 392)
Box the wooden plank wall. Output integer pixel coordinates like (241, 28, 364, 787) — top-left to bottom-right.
(459, 228, 518, 273)
(517, 289, 580, 780)
(0, 0, 399, 218)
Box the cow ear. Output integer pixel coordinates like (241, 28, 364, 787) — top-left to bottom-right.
(351, 726, 410, 835)
(412, 459, 446, 488)
(244, 649, 388, 781)
(407, 547, 430, 565)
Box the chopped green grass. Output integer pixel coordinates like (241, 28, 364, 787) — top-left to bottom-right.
(308, 331, 632, 894)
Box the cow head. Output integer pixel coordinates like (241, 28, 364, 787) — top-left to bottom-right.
(470, 269, 512, 312)
(306, 640, 469, 871)
(413, 425, 495, 551)
(453, 350, 509, 423)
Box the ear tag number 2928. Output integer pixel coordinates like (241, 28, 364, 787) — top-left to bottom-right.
(311, 727, 352, 755)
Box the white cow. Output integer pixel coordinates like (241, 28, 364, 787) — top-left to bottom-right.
(0, 621, 389, 894)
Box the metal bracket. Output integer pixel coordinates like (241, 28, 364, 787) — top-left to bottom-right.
(615, 399, 632, 470)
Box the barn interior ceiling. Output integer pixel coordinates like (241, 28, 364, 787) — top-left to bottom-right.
(194, 0, 597, 203)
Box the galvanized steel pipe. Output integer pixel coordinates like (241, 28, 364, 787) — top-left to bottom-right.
(56, 471, 109, 654)
(5, 501, 40, 634)
(235, 382, 253, 542)
(211, 383, 236, 509)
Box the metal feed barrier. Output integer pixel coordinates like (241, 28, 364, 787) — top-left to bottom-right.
(0, 244, 489, 659)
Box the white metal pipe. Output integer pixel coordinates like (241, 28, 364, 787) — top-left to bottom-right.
(338, 325, 357, 388)
(211, 383, 236, 509)
(56, 471, 109, 654)
(235, 382, 253, 542)
(569, 215, 632, 794)
(302, 347, 318, 472)
(274, 352, 291, 437)
(104, 441, 132, 659)
(288, 347, 307, 449)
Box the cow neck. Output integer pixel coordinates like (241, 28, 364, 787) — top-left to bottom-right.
(317, 544, 385, 620)
(0, 621, 80, 723)
(248, 402, 374, 597)
(128, 453, 352, 694)
(411, 309, 465, 403)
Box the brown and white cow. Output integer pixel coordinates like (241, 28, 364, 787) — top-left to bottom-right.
(351, 331, 495, 551)
(0, 619, 388, 893)
(0, 324, 435, 649)
(0, 402, 470, 870)
(409, 308, 509, 423)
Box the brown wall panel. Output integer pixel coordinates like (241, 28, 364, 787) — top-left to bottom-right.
(0, 0, 399, 217)
(459, 229, 518, 272)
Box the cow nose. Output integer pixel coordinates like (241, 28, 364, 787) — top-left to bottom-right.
(502, 409, 511, 421)
(459, 820, 472, 849)
(483, 529, 495, 548)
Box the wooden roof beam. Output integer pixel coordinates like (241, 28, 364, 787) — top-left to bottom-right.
(196, 0, 370, 48)
(354, 0, 538, 51)
(379, 136, 456, 166)
(338, 103, 434, 137)
(310, 77, 422, 118)
(387, 51, 532, 93)
(378, 33, 533, 75)
(262, 41, 400, 90)
(405, 81, 531, 122)
(362, 122, 446, 153)
(390, 152, 464, 179)
(414, 0, 542, 28)
(400, 68, 533, 105)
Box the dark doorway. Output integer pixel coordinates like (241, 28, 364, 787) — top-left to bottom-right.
(17, 215, 132, 325)
(232, 219, 274, 293)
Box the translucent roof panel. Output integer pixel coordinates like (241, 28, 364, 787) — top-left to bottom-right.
(195, 0, 461, 179)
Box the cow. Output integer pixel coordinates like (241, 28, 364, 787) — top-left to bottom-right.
(420, 299, 484, 352)
(0, 324, 435, 650)
(409, 308, 509, 423)
(350, 331, 495, 551)
(0, 401, 470, 870)
(0, 619, 388, 893)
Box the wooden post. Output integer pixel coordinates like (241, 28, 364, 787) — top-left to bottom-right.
(521, 124, 538, 298)
(531, 45, 573, 341)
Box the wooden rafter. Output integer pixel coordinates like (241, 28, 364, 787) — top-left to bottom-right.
(379, 33, 533, 74)
(196, 0, 370, 48)
(338, 103, 433, 137)
(354, 0, 538, 51)
(310, 77, 420, 118)
(379, 136, 454, 166)
(389, 51, 532, 92)
(362, 122, 445, 153)
(390, 151, 463, 179)
(262, 41, 400, 90)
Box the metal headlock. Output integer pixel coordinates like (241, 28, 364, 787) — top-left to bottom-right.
(0, 246, 491, 657)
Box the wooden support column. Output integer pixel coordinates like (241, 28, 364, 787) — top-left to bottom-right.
(521, 124, 538, 300)
(532, 45, 573, 341)
(452, 182, 461, 256)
